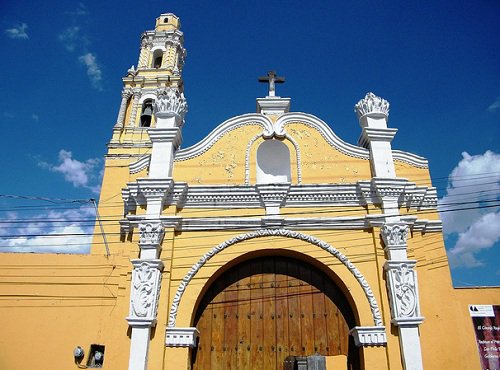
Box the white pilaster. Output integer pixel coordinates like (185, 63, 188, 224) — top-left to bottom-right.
(115, 89, 132, 128)
(136, 178, 174, 217)
(126, 229, 164, 370)
(355, 92, 397, 178)
(398, 326, 424, 370)
(138, 39, 152, 68)
(128, 326, 151, 370)
(147, 88, 187, 178)
(128, 89, 142, 127)
(355, 92, 425, 370)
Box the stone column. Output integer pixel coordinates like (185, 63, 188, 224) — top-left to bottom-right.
(148, 87, 188, 178)
(128, 89, 142, 127)
(115, 88, 132, 128)
(355, 93, 424, 370)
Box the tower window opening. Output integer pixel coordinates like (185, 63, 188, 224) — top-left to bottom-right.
(152, 49, 163, 69)
(164, 17, 168, 23)
(140, 99, 154, 127)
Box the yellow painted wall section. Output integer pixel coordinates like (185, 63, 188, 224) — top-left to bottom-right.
(285, 123, 372, 183)
(394, 161, 433, 187)
(155, 14, 180, 31)
(91, 157, 136, 256)
(0, 253, 131, 370)
(173, 124, 263, 184)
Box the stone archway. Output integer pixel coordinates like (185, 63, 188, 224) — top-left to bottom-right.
(190, 256, 360, 370)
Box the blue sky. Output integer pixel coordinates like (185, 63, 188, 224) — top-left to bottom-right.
(0, 1, 499, 286)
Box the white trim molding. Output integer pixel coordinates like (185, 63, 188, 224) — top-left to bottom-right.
(165, 327, 199, 348)
(175, 114, 274, 161)
(130, 155, 151, 174)
(167, 228, 384, 328)
(349, 326, 387, 347)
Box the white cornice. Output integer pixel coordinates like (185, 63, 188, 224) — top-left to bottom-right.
(392, 150, 428, 168)
(129, 155, 151, 174)
(120, 214, 442, 233)
(122, 181, 438, 211)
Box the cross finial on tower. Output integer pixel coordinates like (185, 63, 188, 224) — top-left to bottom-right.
(258, 70, 285, 97)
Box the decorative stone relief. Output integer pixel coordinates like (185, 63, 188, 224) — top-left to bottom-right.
(354, 92, 390, 119)
(384, 261, 423, 324)
(154, 87, 188, 121)
(167, 229, 383, 328)
(381, 223, 409, 247)
(128, 259, 163, 324)
(139, 222, 164, 246)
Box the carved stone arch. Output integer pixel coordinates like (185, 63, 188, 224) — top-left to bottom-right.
(138, 92, 157, 105)
(150, 45, 167, 52)
(167, 229, 383, 328)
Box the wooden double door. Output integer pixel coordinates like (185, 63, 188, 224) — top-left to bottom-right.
(191, 256, 359, 370)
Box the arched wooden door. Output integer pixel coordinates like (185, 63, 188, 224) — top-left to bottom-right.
(191, 256, 359, 370)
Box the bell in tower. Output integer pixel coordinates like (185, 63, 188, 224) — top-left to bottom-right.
(140, 99, 154, 127)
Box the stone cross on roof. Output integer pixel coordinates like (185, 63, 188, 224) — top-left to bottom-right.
(258, 70, 285, 97)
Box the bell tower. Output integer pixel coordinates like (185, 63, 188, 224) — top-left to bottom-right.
(112, 13, 187, 132)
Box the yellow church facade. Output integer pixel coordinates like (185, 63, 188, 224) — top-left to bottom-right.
(0, 13, 498, 370)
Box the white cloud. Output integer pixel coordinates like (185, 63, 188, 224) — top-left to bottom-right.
(5, 23, 29, 40)
(57, 5, 105, 91)
(38, 149, 102, 193)
(1, 206, 95, 254)
(440, 150, 500, 268)
(488, 96, 500, 112)
(439, 151, 500, 234)
(66, 2, 88, 17)
(78, 52, 103, 90)
(58, 26, 88, 52)
(448, 211, 500, 268)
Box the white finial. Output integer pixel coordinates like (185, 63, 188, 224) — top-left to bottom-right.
(355, 92, 390, 119)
